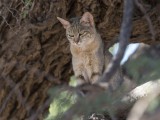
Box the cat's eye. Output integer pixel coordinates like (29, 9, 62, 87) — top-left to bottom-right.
(79, 32, 86, 36)
(79, 33, 83, 36)
(68, 34, 74, 37)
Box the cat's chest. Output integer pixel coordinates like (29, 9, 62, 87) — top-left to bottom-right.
(81, 52, 94, 65)
(71, 45, 103, 67)
(77, 52, 100, 66)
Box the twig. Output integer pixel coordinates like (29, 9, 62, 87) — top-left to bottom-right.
(0, 76, 28, 115)
(5, 5, 19, 23)
(0, 83, 15, 114)
(29, 98, 52, 120)
(135, 0, 155, 41)
(1, 16, 12, 29)
(96, 0, 134, 85)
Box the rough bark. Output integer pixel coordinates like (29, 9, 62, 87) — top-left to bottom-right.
(0, 0, 160, 119)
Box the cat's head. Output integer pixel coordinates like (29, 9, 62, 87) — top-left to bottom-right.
(57, 12, 96, 46)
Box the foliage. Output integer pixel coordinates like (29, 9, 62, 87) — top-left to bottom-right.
(125, 51, 160, 84)
(45, 77, 78, 120)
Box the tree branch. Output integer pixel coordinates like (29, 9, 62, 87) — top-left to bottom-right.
(96, 0, 134, 89)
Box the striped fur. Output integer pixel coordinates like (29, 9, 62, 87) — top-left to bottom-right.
(57, 12, 123, 90)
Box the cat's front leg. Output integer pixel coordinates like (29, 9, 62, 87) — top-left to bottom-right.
(75, 74, 86, 85)
(90, 56, 104, 84)
(90, 72, 101, 84)
(90, 70, 110, 90)
(74, 68, 89, 85)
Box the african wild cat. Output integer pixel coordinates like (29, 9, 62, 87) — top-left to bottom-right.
(57, 12, 122, 90)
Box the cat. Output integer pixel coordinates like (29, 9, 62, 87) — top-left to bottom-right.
(57, 12, 122, 90)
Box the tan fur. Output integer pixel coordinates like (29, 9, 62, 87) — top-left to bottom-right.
(70, 33, 104, 84)
(57, 12, 123, 89)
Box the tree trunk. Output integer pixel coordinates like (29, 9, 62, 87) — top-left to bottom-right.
(0, 0, 159, 119)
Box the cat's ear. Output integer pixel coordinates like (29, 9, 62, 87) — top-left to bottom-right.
(80, 12, 94, 27)
(57, 17, 70, 29)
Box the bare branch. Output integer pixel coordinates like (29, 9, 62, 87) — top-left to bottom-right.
(96, 0, 134, 85)
(135, 0, 155, 41)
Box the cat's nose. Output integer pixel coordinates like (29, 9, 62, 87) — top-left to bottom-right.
(74, 36, 80, 43)
(74, 40, 78, 44)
